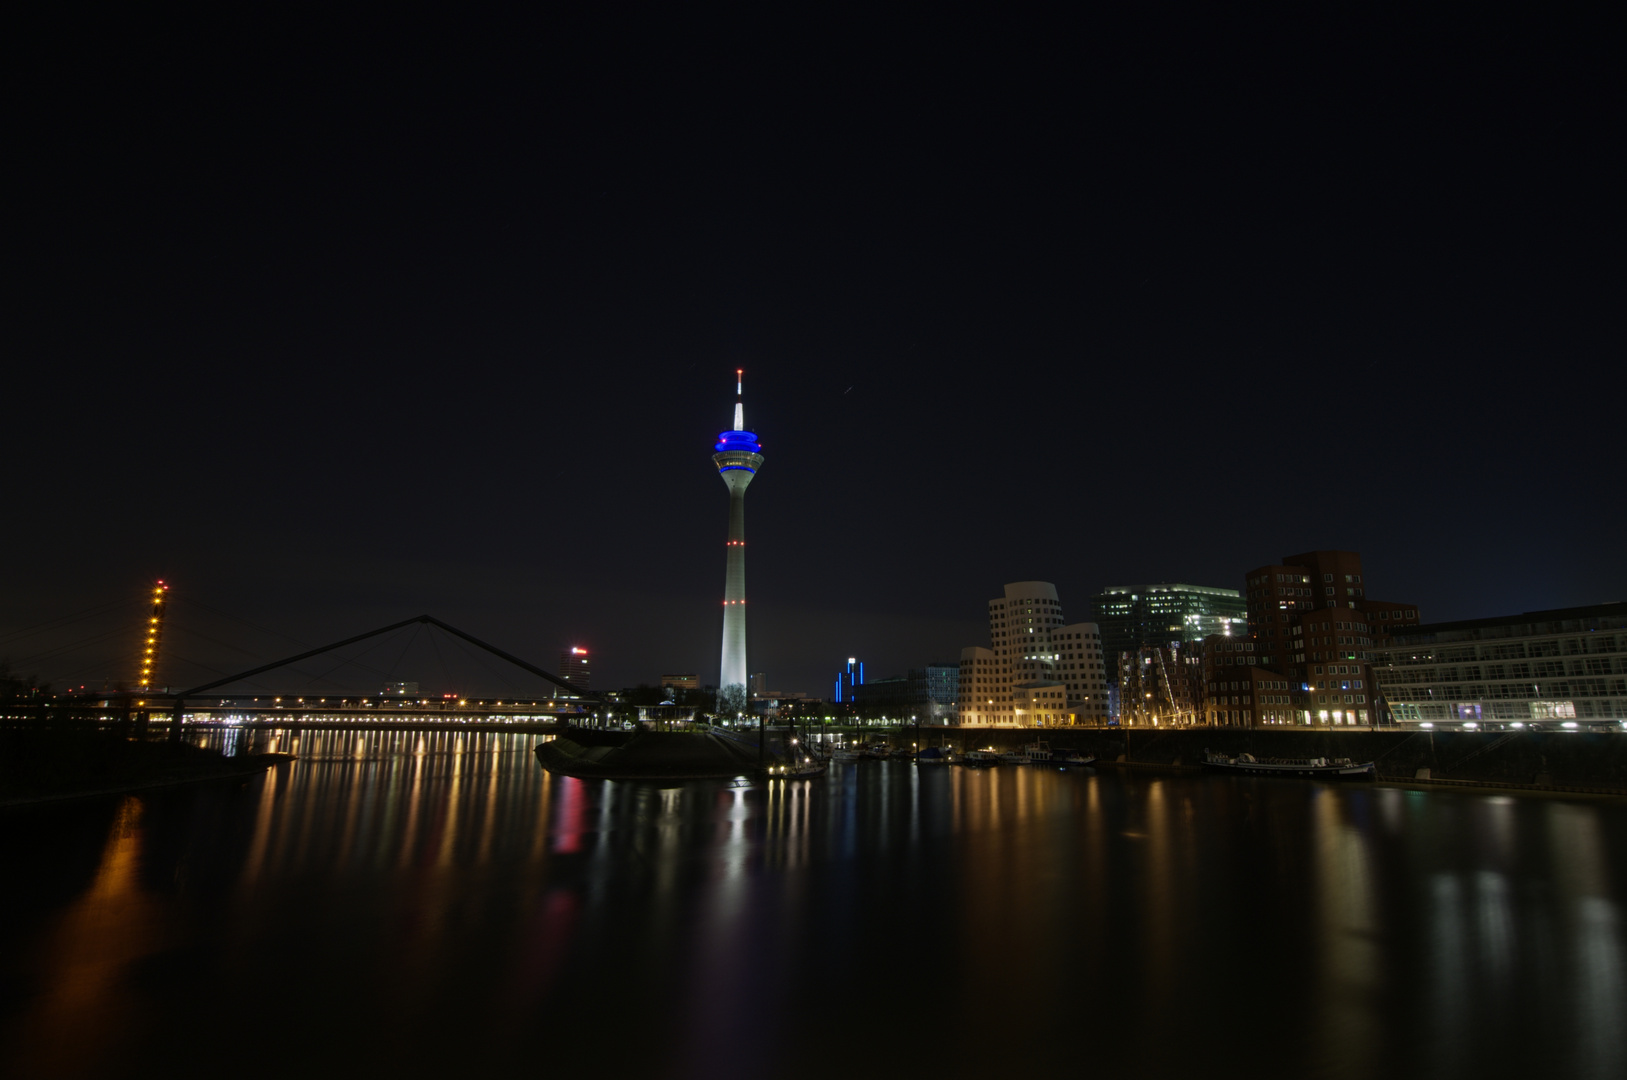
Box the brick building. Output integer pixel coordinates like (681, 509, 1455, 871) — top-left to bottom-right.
(1202, 550, 1421, 726)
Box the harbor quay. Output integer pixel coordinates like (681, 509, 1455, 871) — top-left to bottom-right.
(813, 725, 1627, 794)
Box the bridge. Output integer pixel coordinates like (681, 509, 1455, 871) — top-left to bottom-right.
(2, 609, 604, 735)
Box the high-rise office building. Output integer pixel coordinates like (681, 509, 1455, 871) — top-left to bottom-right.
(833, 657, 864, 703)
(559, 646, 591, 691)
(1089, 583, 1246, 680)
(713, 370, 764, 715)
(959, 581, 1109, 726)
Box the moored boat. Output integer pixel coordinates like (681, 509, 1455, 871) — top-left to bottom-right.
(997, 749, 1029, 765)
(1024, 741, 1053, 764)
(962, 749, 999, 767)
(916, 746, 955, 766)
(1051, 748, 1096, 767)
(766, 757, 828, 779)
(1202, 750, 1374, 779)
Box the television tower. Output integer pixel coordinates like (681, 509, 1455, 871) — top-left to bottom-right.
(713, 370, 764, 715)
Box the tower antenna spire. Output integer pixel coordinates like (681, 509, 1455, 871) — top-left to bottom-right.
(733, 369, 744, 430)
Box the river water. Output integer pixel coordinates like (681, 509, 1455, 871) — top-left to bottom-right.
(2, 731, 1624, 1079)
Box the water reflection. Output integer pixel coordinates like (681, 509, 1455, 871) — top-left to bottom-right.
(4, 797, 164, 1077)
(0, 743, 1623, 1079)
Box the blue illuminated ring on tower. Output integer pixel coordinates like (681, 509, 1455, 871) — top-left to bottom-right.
(714, 429, 762, 457)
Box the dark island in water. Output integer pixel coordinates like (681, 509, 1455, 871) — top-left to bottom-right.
(536, 724, 771, 781)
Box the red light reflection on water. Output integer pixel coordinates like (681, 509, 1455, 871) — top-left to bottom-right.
(552, 776, 586, 854)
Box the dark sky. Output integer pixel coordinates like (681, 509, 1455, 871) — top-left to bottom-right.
(4, 6, 1621, 697)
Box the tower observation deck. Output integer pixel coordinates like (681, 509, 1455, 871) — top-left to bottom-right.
(713, 370, 763, 716)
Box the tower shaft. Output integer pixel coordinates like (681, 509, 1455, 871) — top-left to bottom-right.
(712, 371, 763, 717)
(719, 487, 748, 702)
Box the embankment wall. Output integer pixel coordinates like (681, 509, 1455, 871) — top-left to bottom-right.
(920, 727, 1627, 793)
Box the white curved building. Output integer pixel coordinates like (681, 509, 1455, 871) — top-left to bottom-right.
(960, 581, 1110, 726)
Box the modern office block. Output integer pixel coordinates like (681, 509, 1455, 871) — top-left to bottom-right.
(1089, 583, 1245, 680)
(1370, 603, 1627, 728)
(834, 657, 864, 703)
(558, 647, 591, 691)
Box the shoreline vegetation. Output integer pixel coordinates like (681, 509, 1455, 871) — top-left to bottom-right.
(0, 723, 286, 808)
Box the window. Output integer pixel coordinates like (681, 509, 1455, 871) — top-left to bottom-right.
(1323, 574, 1333, 583)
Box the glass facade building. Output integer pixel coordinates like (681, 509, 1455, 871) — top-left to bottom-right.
(1089, 584, 1246, 680)
(847, 664, 960, 723)
(1370, 603, 1627, 729)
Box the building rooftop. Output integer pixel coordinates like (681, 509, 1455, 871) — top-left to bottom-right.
(1385, 602, 1627, 643)
(1099, 583, 1241, 597)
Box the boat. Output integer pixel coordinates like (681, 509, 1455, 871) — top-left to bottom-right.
(997, 749, 1029, 765)
(831, 747, 862, 763)
(1023, 741, 1053, 764)
(1201, 750, 1375, 779)
(1051, 748, 1096, 767)
(766, 757, 828, 779)
(861, 744, 893, 760)
(535, 725, 761, 782)
(915, 746, 955, 766)
(962, 749, 999, 768)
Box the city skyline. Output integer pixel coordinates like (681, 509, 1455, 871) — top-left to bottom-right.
(3, 8, 1621, 698)
(3, 11, 1622, 1079)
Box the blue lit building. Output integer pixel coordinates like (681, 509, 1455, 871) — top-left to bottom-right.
(833, 657, 864, 703)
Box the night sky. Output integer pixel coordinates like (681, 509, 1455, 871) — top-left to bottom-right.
(5, 7, 1621, 698)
